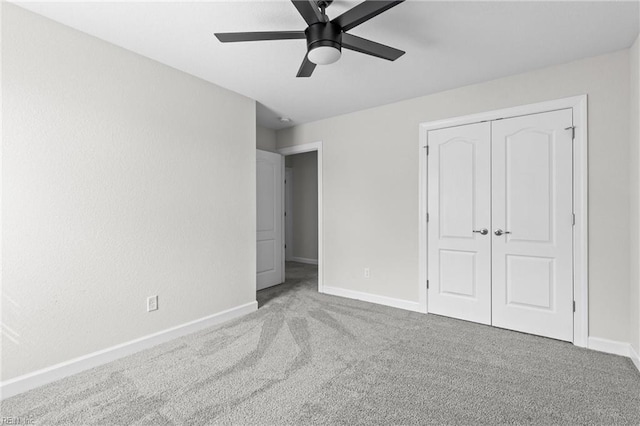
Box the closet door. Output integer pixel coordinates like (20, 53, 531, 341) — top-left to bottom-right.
(491, 109, 574, 341)
(427, 122, 492, 324)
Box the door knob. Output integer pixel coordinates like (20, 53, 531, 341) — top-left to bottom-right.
(494, 229, 511, 236)
(472, 229, 488, 235)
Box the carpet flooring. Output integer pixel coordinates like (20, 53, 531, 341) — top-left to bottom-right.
(2, 262, 640, 425)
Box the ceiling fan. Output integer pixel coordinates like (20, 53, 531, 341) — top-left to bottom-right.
(214, 0, 406, 77)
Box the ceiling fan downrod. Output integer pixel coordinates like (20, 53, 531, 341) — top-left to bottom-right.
(317, 0, 332, 22)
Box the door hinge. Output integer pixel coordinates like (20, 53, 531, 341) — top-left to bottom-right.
(426, 213, 430, 222)
(425, 146, 429, 155)
(565, 126, 575, 140)
(427, 280, 429, 290)
(573, 300, 576, 313)
(572, 213, 576, 226)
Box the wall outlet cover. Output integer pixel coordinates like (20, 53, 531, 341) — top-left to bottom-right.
(147, 295, 158, 312)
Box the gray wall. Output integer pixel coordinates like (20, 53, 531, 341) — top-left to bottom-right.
(286, 152, 318, 262)
(256, 126, 277, 152)
(2, 4, 256, 380)
(630, 34, 640, 356)
(278, 49, 632, 344)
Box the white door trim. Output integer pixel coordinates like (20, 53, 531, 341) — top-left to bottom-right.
(285, 167, 293, 261)
(278, 141, 324, 293)
(418, 95, 588, 347)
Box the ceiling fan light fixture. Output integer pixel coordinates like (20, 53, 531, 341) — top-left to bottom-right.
(308, 45, 341, 65)
(305, 22, 342, 66)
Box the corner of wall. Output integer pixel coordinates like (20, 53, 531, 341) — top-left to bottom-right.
(256, 125, 277, 153)
(630, 33, 640, 355)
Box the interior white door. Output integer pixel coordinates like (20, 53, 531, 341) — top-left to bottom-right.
(256, 150, 284, 290)
(491, 109, 574, 341)
(427, 122, 492, 324)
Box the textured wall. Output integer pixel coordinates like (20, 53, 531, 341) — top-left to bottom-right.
(2, 4, 256, 380)
(278, 50, 631, 343)
(256, 126, 277, 153)
(630, 34, 640, 354)
(290, 152, 318, 261)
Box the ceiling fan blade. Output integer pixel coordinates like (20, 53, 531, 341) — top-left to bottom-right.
(291, 0, 324, 26)
(332, 0, 404, 32)
(342, 33, 405, 61)
(215, 31, 306, 43)
(296, 54, 317, 77)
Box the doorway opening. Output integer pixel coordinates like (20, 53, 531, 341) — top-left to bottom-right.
(285, 151, 318, 264)
(279, 142, 323, 292)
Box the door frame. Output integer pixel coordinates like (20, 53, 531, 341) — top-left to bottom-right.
(418, 95, 588, 347)
(284, 167, 294, 261)
(278, 141, 324, 292)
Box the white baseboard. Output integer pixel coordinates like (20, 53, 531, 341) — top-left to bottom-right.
(587, 336, 632, 357)
(0, 301, 258, 400)
(289, 257, 318, 265)
(631, 344, 640, 372)
(587, 337, 640, 374)
(322, 286, 424, 313)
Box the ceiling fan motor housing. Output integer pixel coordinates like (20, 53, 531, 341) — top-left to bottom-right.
(305, 22, 342, 54)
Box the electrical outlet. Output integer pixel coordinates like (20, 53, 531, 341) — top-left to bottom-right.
(147, 295, 158, 312)
(364, 268, 370, 278)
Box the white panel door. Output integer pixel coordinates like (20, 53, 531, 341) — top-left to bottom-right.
(491, 109, 574, 341)
(427, 122, 492, 324)
(257, 150, 284, 290)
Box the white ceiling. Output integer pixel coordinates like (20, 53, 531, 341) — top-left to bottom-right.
(14, 1, 640, 129)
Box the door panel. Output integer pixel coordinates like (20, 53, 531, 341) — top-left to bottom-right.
(505, 130, 553, 243)
(440, 140, 475, 238)
(256, 150, 284, 290)
(491, 109, 573, 341)
(257, 240, 276, 273)
(427, 122, 492, 324)
(440, 250, 477, 298)
(506, 255, 554, 309)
